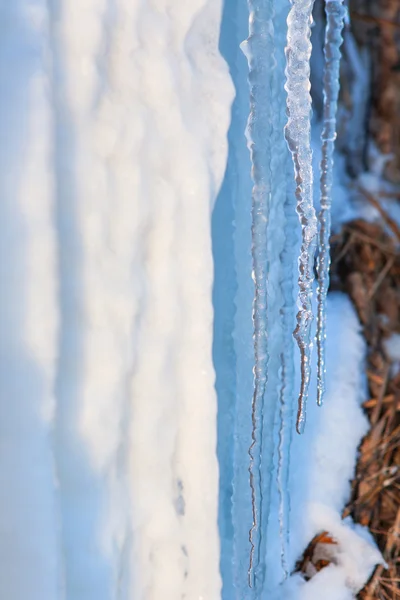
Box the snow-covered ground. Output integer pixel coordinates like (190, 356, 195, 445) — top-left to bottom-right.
(0, 1, 382, 599)
(278, 293, 382, 600)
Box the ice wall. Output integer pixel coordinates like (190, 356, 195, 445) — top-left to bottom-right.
(214, 0, 298, 597)
(212, 1, 381, 598)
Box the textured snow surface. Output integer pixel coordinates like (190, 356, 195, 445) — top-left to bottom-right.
(0, 1, 233, 599)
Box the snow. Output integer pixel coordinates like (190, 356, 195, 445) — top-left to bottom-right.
(0, 1, 233, 599)
(276, 293, 383, 598)
(384, 333, 400, 362)
(383, 333, 400, 378)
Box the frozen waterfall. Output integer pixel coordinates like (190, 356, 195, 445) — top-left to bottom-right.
(0, 1, 380, 599)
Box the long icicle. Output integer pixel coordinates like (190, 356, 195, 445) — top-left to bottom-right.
(242, 0, 274, 590)
(284, 0, 318, 434)
(277, 156, 298, 579)
(316, 0, 346, 405)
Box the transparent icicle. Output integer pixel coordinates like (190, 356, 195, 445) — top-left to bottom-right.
(271, 0, 294, 580)
(316, 0, 346, 405)
(277, 156, 297, 579)
(277, 356, 292, 578)
(284, 0, 318, 433)
(243, 0, 274, 590)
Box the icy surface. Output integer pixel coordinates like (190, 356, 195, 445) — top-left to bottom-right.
(213, 1, 254, 596)
(317, 0, 346, 406)
(241, 0, 297, 593)
(242, 0, 275, 591)
(272, 1, 297, 585)
(214, 3, 379, 598)
(284, 0, 318, 433)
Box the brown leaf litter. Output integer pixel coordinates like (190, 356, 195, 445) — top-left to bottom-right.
(296, 532, 339, 580)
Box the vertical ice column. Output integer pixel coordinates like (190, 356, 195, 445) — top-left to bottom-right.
(267, 0, 295, 585)
(284, 0, 318, 434)
(243, 0, 298, 592)
(273, 2, 297, 582)
(215, 0, 254, 597)
(316, 0, 346, 406)
(242, 0, 275, 591)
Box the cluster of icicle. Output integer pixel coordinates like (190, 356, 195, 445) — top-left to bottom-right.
(285, 0, 346, 432)
(242, 0, 298, 592)
(244, 0, 346, 590)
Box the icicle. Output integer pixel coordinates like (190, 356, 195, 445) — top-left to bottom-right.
(316, 0, 346, 406)
(271, 0, 295, 581)
(284, 0, 318, 433)
(242, 0, 275, 590)
(277, 154, 298, 579)
(277, 356, 291, 578)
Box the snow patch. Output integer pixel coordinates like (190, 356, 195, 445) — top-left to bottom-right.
(384, 333, 400, 363)
(280, 293, 383, 598)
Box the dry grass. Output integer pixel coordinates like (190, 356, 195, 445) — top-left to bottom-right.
(349, 0, 400, 183)
(331, 198, 400, 599)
